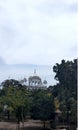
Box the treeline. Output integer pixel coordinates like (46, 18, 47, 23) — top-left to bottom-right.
(0, 59, 77, 129)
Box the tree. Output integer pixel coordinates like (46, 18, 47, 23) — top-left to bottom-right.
(31, 89, 55, 129)
(0, 79, 31, 130)
(52, 59, 77, 126)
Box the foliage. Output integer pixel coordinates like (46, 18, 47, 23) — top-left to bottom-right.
(31, 89, 55, 121)
(50, 59, 77, 124)
(0, 79, 31, 123)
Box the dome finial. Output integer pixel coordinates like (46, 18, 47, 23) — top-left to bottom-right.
(34, 69, 36, 74)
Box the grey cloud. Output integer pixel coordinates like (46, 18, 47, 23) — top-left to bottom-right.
(35, 0, 77, 16)
(0, 0, 77, 65)
(69, 3, 77, 13)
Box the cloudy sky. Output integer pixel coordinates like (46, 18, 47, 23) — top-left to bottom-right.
(0, 0, 77, 65)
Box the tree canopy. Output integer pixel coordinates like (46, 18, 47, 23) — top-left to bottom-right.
(51, 59, 77, 124)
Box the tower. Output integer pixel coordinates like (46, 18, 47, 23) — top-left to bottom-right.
(34, 69, 36, 75)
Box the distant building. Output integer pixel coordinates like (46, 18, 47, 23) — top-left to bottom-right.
(20, 69, 47, 90)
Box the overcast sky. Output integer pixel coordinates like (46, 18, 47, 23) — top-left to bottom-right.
(0, 0, 77, 65)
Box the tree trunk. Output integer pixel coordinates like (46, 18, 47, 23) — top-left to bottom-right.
(22, 107, 24, 128)
(17, 117, 20, 130)
(17, 121, 20, 130)
(43, 121, 46, 130)
(7, 110, 10, 120)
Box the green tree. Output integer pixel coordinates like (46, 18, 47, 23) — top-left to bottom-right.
(31, 90, 55, 129)
(0, 79, 31, 129)
(52, 59, 77, 126)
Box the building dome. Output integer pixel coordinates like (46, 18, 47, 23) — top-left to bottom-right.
(27, 69, 47, 90)
(29, 75, 41, 81)
(29, 69, 41, 82)
(28, 70, 42, 87)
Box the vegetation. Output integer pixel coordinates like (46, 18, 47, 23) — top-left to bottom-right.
(0, 59, 77, 130)
(31, 90, 54, 129)
(49, 59, 77, 127)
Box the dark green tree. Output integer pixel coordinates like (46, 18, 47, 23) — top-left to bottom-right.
(52, 59, 77, 127)
(31, 89, 55, 129)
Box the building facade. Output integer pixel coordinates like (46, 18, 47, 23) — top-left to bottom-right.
(20, 70, 47, 90)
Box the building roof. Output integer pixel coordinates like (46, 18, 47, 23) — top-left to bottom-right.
(28, 69, 42, 81)
(28, 75, 41, 81)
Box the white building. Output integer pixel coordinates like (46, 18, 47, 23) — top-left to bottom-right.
(20, 70, 47, 90)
